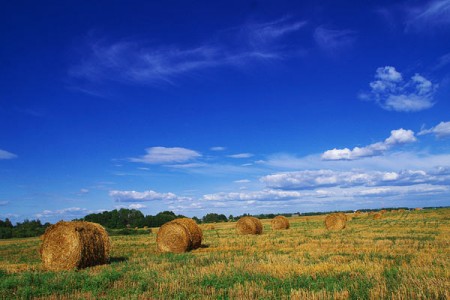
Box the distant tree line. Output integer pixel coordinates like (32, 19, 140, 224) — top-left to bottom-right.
(0, 219, 50, 239)
(2, 206, 446, 239)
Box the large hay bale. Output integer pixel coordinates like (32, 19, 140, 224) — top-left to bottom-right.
(271, 215, 290, 230)
(373, 213, 382, 220)
(40, 221, 110, 271)
(170, 218, 202, 249)
(156, 218, 202, 253)
(324, 213, 346, 230)
(156, 222, 191, 253)
(236, 216, 263, 235)
(380, 209, 387, 214)
(336, 212, 348, 221)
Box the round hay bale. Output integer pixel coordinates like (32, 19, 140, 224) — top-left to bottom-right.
(324, 213, 346, 230)
(156, 218, 202, 253)
(236, 216, 263, 235)
(170, 218, 203, 249)
(202, 224, 215, 230)
(335, 212, 348, 221)
(271, 216, 290, 230)
(380, 209, 387, 214)
(156, 222, 191, 253)
(40, 221, 110, 271)
(373, 213, 382, 220)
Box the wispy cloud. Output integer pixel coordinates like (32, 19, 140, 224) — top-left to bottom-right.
(210, 146, 226, 151)
(322, 128, 416, 161)
(130, 146, 201, 164)
(313, 26, 356, 54)
(234, 179, 251, 183)
(110, 190, 190, 202)
(0, 149, 17, 160)
(35, 207, 101, 219)
(419, 121, 450, 138)
(405, 0, 450, 32)
(69, 18, 306, 88)
(360, 66, 438, 112)
(227, 153, 254, 159)
(0, 201, 9, 206)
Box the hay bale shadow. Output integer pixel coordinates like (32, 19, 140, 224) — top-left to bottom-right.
(110, 256, 128, 263)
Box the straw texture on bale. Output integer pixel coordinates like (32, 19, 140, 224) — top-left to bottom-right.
(324, 213, 346, 230)
(40, 221, 110, 271)
(373, 213, 382, 220)
(271, 215, 290, 230)
(202, 224, 215, 230)
(236, 216, 263, 235)
(171, 218, 203, 249)
(336, 212, 348, 221)
(156, 218, 202, 253)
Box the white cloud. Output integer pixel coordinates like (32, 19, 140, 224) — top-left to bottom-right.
(234, 179, 251, 183)
(0, 201, 9, 206)
(419, 121, 450, 138)
(261, 168, 450, 190)
(109, 190, 189, 202)
(130, 147, 201, 164)
(405, 0, 450, 31)
(360, 66, 438, 112)
(202, 189, 303, 202)
(210, 146, 226, 151)
(314, 26, 356, 53)
(322, 128, 416, 160)
(228, 153, 254, 158)
(0, 149, 17, 160)
(115, 203, 147, 210)
(69, 18, 305, 87)
(35, 207, 97, 219)
(79, 188, 89, 194)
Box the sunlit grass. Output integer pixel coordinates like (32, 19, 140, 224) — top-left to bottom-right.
(0, 208, 449, 299)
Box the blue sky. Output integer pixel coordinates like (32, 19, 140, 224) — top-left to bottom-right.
(1, 0, 450, 223)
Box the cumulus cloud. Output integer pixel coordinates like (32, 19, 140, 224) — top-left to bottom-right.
(130, 147, 201, 164)
(109, 190, 188, 202)
(322, 128, 416, 160)
(418, 121, 450, 138)
(0, 149, 17, 160)
(360, 66, 438, 112)
(261, 168, 450, 190)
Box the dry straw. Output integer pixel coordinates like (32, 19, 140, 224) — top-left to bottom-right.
(324, 213, 346, 230)
(336, 212, 348, 221)
(373, 213, 382, 220)
(156, 218, 203, 253)
(40, 221, 110, 271)
(271, 215, 290, 230)
(202, 224, 215, 230)
(236, 216, 263, 235)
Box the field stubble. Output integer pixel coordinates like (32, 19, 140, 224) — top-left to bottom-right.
(0, 209, 449, 299)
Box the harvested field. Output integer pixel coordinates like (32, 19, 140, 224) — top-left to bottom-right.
(1, 208, 449, 299)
